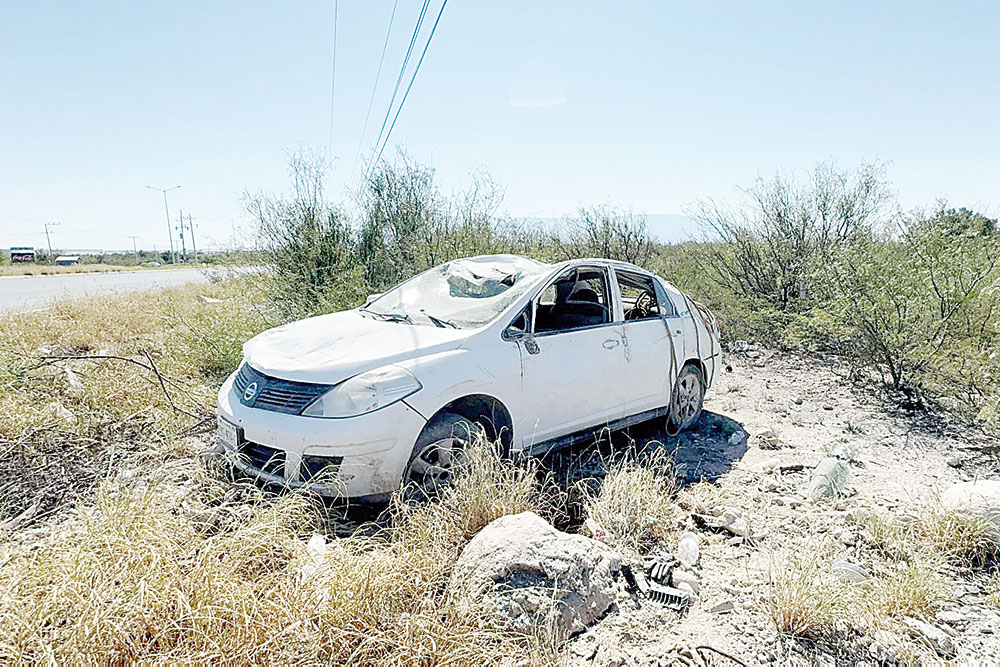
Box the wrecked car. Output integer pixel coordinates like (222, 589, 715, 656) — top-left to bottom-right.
(216, 255, 720, 500)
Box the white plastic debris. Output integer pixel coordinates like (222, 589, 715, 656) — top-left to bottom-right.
(805, 457, 851, 500)
(676, 531, 701, 568)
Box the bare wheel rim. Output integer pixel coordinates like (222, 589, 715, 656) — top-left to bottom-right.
(406, 437, 468, 494)
(673, 372, 703, 428)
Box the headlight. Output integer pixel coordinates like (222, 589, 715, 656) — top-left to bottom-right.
(301, 365, 421, 418)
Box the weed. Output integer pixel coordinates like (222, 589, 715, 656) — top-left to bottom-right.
(862, 556, 948, 626)
(766, 550, 846, 637)
(581, 452, 680, 557)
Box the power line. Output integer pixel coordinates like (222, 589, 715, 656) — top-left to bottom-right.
(367, 0, 449, 178)
(365, 0, 431, 178)
(352, 0, 400, 176)
(327, 0, 339, 161)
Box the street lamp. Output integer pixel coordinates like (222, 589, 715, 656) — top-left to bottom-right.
(146, 185, 181, 264)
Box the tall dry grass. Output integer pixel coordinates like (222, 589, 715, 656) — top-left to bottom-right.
(0, 278, 273, 522)
(0, 444, 550, 664)
(581, 453, 680, 557)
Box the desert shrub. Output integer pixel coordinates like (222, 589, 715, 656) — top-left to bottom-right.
(690, 160, 893, 311)
(554, 205, 655, 267)
(855, 507, 999, 568)
(246, 149, 365, 317)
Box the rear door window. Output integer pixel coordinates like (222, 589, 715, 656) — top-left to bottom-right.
(615, 271, 664, 322)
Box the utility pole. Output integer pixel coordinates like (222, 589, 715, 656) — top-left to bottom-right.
(176, 209, 187, 260)
(128, 235, 140, 265)
(146, 185, 181, 264)
(187, 213, 198, 262)
(43, 221, 60, 258)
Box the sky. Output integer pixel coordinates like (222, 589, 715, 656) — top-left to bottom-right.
(1, 1, 998, 252)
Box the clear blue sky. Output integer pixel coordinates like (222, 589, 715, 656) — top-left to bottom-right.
(1, 1, 997, 252)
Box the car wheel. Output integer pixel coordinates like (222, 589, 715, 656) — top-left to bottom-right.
(403, 412, 484, 498)
(667, 364, 705, 434)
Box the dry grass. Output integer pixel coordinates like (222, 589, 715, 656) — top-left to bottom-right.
(855, 507, 999, 567)
(989, 575, 1000, 608)
(766, 550, 846, 638)
(0, 278, 274, 522)
(0, 263, 206, 277)
(911, 507, 1000, 567)
(0, 263, 132, 276)
(0, 444, 550, 664)
(862, 556, 948, 626)
(581, 452, 681, 557)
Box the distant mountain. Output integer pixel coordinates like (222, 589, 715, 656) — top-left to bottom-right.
(644, 214, 701, 243)
(519, 213, 702, 245)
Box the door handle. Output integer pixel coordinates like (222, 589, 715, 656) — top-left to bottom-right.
(602, 338, 620, 349)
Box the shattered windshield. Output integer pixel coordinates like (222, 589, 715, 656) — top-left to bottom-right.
(363, 256, 549, 328)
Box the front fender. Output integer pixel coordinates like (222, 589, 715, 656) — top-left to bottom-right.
(396, 340, 523, 427)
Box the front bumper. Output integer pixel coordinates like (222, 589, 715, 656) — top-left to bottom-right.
(216, 374, 427, 499)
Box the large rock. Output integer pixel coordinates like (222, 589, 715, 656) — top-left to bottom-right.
(449, 511, 620, 641)
(941, 479, 1000, 534)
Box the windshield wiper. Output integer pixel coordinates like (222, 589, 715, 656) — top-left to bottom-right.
(420, 309, 459, 328)
(359, 307, 413, 324)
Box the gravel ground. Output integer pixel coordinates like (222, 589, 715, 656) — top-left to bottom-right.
(561, 348, 999, 666)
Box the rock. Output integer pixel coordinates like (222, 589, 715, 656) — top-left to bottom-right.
(728, 431, 747, 446)
(676, 531, 701, 568)
(693, 510, 748, 538)
(805, 457, 851, 500)
(776, 495, 803, 508)
(793, 396, 804, 405)
(751, 457, 781, 474)
(947, 458, 962, 468)
(941, 480, 1000, 534)
(902, 617, 956, 657)
(832, 561, 870, 583)
(755, 429, 782, 450)
(449, 512, 620, 641)
(670, 569, 700, 595)
(935, 609, 967, 625)
(822, 404, 834, 411)
(709, 600, 735, 614)
(675, 582, 697, 598)
(837, 529, 857, 547)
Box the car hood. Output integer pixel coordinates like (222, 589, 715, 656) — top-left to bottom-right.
(242, 310, 470, 385)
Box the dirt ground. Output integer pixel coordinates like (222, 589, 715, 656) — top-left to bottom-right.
(558, 348, 1000, 666)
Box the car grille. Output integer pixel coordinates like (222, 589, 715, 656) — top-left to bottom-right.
(233, 363, 328, 415)
(239, 440, 286, 477)
(300, 454, 344, 483)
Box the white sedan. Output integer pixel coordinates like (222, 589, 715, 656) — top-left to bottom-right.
(217, 255, 720, 501)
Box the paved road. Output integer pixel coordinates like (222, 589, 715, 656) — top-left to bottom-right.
(0, 269, 211, 312)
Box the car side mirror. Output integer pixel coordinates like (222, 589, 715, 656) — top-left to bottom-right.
(364, 293, 382, 306)
(504, 310, 530, 340)
(504, 324, 527, 340)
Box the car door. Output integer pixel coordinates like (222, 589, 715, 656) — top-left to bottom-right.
(614, 270, 674, 416)
(656, 279, 694, 388)
(515, 266, 627, 448)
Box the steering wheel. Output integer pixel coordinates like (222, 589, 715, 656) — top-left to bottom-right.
(635, 290, 655, 313)
(625, 291, 656, 320)
(565, 297, 610, 315)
